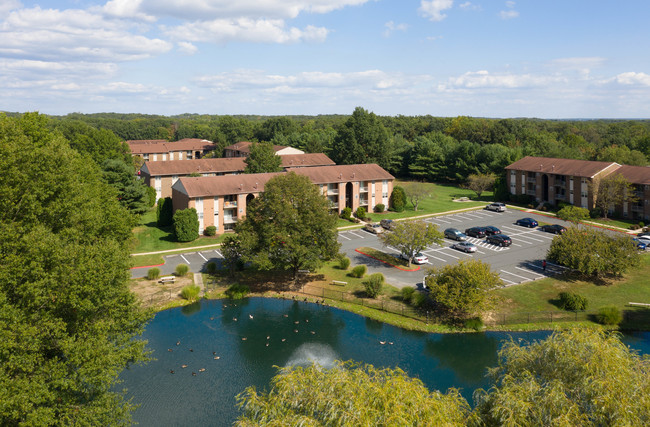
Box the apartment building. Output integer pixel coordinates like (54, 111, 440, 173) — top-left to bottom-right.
(127, 138, 216, 161)
(224, 141, 304, 157)
(506, 156, 650, 221)
(171, 164, 394, 235)
(142, 153, 335, 200)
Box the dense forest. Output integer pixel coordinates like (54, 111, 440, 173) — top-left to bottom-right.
(49, 109, 650, 187)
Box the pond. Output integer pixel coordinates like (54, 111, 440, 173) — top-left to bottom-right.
(119, 298, 650, 426)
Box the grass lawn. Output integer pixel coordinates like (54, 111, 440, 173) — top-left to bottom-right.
(132, 209, 225, 254)
(365, 181, 492, 222)
(493, 255, 650, 317)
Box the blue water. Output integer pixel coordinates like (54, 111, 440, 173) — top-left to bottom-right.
(119, 298, 650, 426)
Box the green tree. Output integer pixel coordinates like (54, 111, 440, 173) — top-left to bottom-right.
(466, 173, 496, 198)
(330, 107, 394, 169)
(221, 234, 242, 277)
(244, 141, 282, 174)
(590, 173, 638, 219)
(236, 172, 340, 278)
(236, 361, 471, 426)
(403, 181, 431, 211)
(0, 113, 149, 425)
(556, 205, 590, 223)
(156, 197, 173, 226)
(173, 208, 199, 242)
(546, 226, 639, 278)
(390, 186, 407, 212)
(101, 158, 150, 215)
(425, 260, 501, 318)
(474, 329, 650, 426)
(379, 220, 443, 266)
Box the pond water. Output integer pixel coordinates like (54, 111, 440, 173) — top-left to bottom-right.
(120, 298, 650, 426)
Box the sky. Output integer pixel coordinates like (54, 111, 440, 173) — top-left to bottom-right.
(1, 0, 650, 118)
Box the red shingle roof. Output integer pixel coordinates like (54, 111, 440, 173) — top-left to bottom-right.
(174, 173, 282, 198)
(224, 141, 292, 154)
(286, 163, 394, 184)
(126, 139, 215, 155)
(142, 158, 246, 176)
(612, 165, 650, 185)
(505, 156, 619, 178)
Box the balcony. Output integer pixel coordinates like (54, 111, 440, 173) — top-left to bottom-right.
(359, 186, 368, 193)
(555, 194, 566, 201)
(327, 188, 339, 195)
(632, 205, 645, 213)
(527, 178, 536, 183)
(223, 216, 238, 224)
(359, 198, 369, 206)
(526, 190, 536, 196)
(223, 201, 237, 209)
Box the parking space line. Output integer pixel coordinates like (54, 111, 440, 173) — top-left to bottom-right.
(198, 252, 208, 261)
(500, 276, 517, 285)
(454, 214, 474, 221)
(462, 212, 485, 219)
(500, 269, 532, 281)
(181, 254, 191, 264)
(432, 217, 450, 223)
(511, 243, 522, 247)
(214, 250, 223, 257)
(338, 233, 351, 240)
(348, 231, 365, 239)
(515, 266, 544, 278)
(421, 252, 448, 262)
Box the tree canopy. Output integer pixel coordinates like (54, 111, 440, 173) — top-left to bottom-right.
(244, 141, 282, 174)
(591, 173, 638, 219)
(378, 220, 443, 266)
(0, 113, 149, 425)
(236, 172, 340, 278)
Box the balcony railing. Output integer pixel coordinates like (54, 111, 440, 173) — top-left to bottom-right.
(359, 186, 368, 193)
(526, 190, 536, 196)
(527, 178, 536, 183)
(223, 201, 237, 208)
(223, 216, 238, 224)
(359, 198, 369, 206)
(327, 189, 339, 195)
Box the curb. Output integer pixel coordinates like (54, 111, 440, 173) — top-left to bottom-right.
(131, 263, 165, 270)
(355, 248, 421, 271)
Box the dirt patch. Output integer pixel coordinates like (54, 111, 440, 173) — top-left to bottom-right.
(130, 275, 194, 308)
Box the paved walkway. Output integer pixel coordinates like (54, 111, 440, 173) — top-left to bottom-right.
(194, 272, 205, 296)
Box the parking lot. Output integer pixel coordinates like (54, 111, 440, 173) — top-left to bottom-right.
(132, 207, 575, 288)
(339, 208, 572, 288)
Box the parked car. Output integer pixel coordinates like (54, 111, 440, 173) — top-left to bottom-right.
(632, 238, 647, 250)
(380, 219, 395, 230)
(637, 232, 650, 238)
(539, 224, 567, 235)
(401, 252, 429, 264)
(485, 202, 507, 212)
(444, 228, 467, 241)
(515, 217, 538, 228)
(484, 226, 501, 236)
(451, 241, 478, 253)
(637, 235, 650, 245)
(364, 223, 384, 234)
(465, 226, 488, 238)
(486, 234, 512, 247)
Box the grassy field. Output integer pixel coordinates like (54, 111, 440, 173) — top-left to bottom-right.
(493, 255, 650, 316)
(131, 209, 225, 254)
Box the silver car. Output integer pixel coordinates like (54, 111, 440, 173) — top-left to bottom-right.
(452, 241, 478, 253)
(486, 202, 507, 212)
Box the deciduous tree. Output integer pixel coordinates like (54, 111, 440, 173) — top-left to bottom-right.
(466, 173, 496, 198)
(590, 173, 638, 219)
(379, 220, 443, 266)
(403, 182, 431, 211)
(244, 141, 282, 174)
(236, 172, 339, 278)
(556, 205, 589, 223)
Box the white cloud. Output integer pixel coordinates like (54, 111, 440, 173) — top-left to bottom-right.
(419, 0, 454, 22)
(610, 72, 650, 87)
(383, 21, 408, 37)
(442, 70, 565, 89)
(177, 41, 198, 55)
(459, 2, 481, 11)
(499, 1, 518, 19)
(0, 7, 171, 62)
(0, 0, 21, 15)
(163, 19, 328, 44)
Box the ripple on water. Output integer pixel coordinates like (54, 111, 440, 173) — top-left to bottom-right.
(285, 343, 339, 369)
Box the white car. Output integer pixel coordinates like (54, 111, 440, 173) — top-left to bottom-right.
(364, 223, 385, 234)
(401, 252, 429, 264)
(637, 235, 650, 245)
(486, 202, 507, 212)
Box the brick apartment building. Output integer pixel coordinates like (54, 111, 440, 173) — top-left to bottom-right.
(224, 141, 304, 157)
(142, 153, 335, 200)
(171, 164, 394, 234)
(506, 156, 650, 221)
(127, 138, 216, 161)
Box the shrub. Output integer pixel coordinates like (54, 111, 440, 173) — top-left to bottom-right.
(557, 205, 590, 223)
(173, 208, 199, 242)
(338, 256, 351, 270)
(175, 263, 190, 276)
(558, 292, 588, 311)
(410, 292, 427, 308)
(596, 306, 623, 325)
(401, 286, 415, 303)
(390, 186, 407, 212)
(363, 273, 384, 298)
(147, 267, 160, 280)
(204, 225, 217, 236)
(639, 222, 645, 229)
(156, 197, 173, 226)
(205, 261, 217, 274)
(464, 317, 484, 331)
(590, 207, 603, 218)
(350, 264, 367, 278)
(355, 206, 367, 221)
(180, 285, 201, 301)
(374, 203, 385, 213)
(146, 186, 157, 207)
(225, 283, 250, 299)
(341, 207, 352, 220)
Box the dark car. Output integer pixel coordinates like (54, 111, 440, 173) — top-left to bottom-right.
(637, 232, 650, 238)
(486, 234, 512, 247)
(465, 226, 487, 238)
(632, 238, 647, 251)
(484, 226, 501, 236)
(540, 224, 567, 235)
(444, 228, 467, 241)
(515, 217, 538, 228)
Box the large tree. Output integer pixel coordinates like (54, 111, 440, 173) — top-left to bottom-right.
(244, 141, 282, 174)
(425, 260, 501, 318)
(101, 158, 151, 214)
(590, 173, 638, 219)
(236, 172, 340, 278)
(474, 329, 650, 426)
(379, 220, 443, 266)
(403, 182, 431, 211)
(236, 361, 471, 426)
(466, 173, 496, 198)
(0, 113, 149, 425)
(546, 226, 639, 278)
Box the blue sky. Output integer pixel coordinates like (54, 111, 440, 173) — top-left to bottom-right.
(2, 0, 650, 118)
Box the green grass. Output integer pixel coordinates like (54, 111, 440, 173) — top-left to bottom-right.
(131, 253, 164, 268)
(132, 209, 225, 254)
(356, 247, 419, 270)
(365, 181, 492, 222)
(493, 256, 650, 315)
